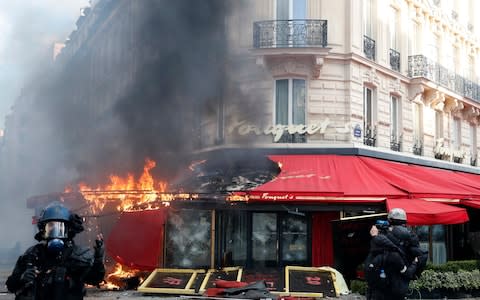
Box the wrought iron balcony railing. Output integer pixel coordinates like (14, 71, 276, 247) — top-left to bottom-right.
(408, 55, 480, 103)
(471, 155, 477, 167)
(253, 19, 327, 48)
(276, 133, 306, 143)
(390, 134, 402, 152)
(389, 49, 400, 72)
(412, 138, 423, 156)
(363, 124, 377, 147)
(363, 35, 376, 61)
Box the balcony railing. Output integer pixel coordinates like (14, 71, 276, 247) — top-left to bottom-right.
(363, 124, 377, 146)
(413, 138, 423, 156)
(276, 133, 306, 143)
(389, 49, 400, 72)
(471, 155, 477, 167)
(253, 20, 327, 48)
(363, 35, 376, 61)
(390, 134, 402, 152)
(408, 55, 480, 103)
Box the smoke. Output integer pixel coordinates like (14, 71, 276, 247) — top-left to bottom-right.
(0, 0, 267, 251)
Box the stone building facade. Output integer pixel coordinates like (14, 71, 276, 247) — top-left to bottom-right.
(200, 0, 480, 169)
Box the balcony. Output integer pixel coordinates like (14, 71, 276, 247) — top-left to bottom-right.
(413, 138, 423, 156)
(363, 35, 376, 61)
(363, 124, 377, 147)
(390, 134, 402, 152)
(253, 20, 327, 49)
(408, 55, 480, 103)
(389, 49, 400, 72)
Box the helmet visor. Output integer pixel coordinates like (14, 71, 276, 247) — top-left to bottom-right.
(44, 221, 67, 239)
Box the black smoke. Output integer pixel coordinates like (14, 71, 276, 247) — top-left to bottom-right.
(0, 0, 268, 250)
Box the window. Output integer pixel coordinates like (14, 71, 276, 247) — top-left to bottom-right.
(416, 225, 446, 265)
(390, 95, 401, 151)
(468, 56, 474, 81)
(470, 124, 477, 165)
(452, 117, 461, 150)
(408, 22, 419, 56)
(388, 6, 399, 51)
(276, 0, 307, 46)
(390, 95, 400, 138)
(363, 0, 375, 60)
(276, 0, 306, 19)
(165, 210, 212, 268)
(220, 211, 309, 268)
(363, 86, 376, 146)
(427, 34, 439, 63)
(275, 79, 306, 143)
(435, 110, 444, 140)
(363, 0, 373, 37)
(412, 102, 423, 155)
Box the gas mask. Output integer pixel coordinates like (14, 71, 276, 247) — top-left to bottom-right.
(43, 221, 68, 253)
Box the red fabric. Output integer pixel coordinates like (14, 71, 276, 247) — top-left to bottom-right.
(460, 200, 480, 209)
(205, 288, 225, 296)
(386, 198, 469, 225)
(247, 155, 407, 202)
(214, 280, 248, 288)
(360, 157, 480, 199)
(311, 212, 337, 266)
(106, 209, 167, 270)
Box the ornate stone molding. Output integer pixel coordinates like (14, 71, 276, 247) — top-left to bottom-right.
(390, 78, 403, 96)
(256, 55, 326, 80)
(444, 98, 464, 115)
(463, 106, 480, 124)
(423, 90, 445, 110)
(408, 84, 424, 102)
(363, 68, 380, 88)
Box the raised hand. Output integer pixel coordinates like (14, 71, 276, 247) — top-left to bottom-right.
(94, 233, 105, 261)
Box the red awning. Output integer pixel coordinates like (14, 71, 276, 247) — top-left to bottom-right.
(246, 155, 408, 202)
(106, 209, 167, 270)
(243, 155, 480, 204)
(386, 198, 469, 225)
(359, 157, 480, 199)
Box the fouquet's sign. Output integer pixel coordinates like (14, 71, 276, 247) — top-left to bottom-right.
(227, 119, 355, 142)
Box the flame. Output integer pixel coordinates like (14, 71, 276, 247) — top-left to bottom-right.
(74, 158, 168, 213)
(102, 263, 143, 290)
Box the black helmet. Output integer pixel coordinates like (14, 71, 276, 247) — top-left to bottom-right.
(36, 202, 71, 241)
(38, 202, 71, 225)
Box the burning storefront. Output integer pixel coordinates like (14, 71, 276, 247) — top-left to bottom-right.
(25, 148, 480, 292)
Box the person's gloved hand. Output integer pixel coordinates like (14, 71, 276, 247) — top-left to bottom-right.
(94, 233, 105, 262)
(20, 266, 37, 285)
(69, 213, 84, 236)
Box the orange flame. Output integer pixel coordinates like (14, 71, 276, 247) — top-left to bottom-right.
(73, 158, 168, 213)
(102, 263, 143, 290)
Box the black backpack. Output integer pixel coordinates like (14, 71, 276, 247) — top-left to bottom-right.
(364, 251, 390, 290)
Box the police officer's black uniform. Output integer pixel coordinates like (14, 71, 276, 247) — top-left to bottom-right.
(6, 202, 105, 300)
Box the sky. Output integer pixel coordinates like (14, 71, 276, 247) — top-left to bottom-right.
(0, 0, 89, 129)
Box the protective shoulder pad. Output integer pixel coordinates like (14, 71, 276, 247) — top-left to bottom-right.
(70, 245, 94, 266)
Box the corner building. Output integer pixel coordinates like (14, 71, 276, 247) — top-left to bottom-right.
(171, 0, 480, 281)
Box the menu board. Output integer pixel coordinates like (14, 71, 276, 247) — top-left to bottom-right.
(199, 267, 243, 292)
(138, 268, 205, 294)
(285, 266, 338, 297)
(241, 268, 284, 292)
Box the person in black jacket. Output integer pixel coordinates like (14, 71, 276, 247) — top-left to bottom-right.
(365, 223, 418, 300)
(387, 208, 428, 279)
(6, 202, 105, 300)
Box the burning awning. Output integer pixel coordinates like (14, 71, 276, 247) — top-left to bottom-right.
(386, 198, 469, 225)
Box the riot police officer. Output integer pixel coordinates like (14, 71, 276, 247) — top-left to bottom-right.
(6, 202, 106, 300)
